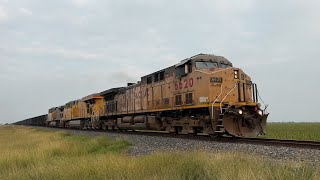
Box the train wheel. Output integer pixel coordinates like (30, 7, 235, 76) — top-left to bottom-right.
(166, 126, 178, 135)
(192, 127, 199, 136)
(181, 124, 190, 134)
(210, 133, 220, 138)
(203, 124, 214, 135)
(175, 127, 182, 135)
(107, 125, 113, 131)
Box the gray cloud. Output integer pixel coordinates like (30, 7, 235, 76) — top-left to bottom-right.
(0, 0, 319, 123)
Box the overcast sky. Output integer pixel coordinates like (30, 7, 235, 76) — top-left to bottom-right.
(1, 0, 319, 124)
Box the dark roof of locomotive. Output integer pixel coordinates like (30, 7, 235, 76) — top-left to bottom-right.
(142, 53, 232, 80)
(82, 93, 103, 102)
(176, 53, 232, 67)
(100, 87, 125, 96)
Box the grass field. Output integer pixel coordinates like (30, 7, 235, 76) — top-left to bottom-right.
(0, 126, 319, 180)
(265, 122, 320, 141)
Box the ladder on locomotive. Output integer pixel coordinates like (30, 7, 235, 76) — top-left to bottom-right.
(214, 106, 228, 133)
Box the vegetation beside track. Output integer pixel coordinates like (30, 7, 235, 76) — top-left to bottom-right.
(1, 126, 319, 180)
(264, 122, 320, 141)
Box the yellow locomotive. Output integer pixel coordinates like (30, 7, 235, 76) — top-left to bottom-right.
(47, 54, 268, 137)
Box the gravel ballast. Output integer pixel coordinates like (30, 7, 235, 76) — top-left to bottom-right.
(35, 127, 320, 165)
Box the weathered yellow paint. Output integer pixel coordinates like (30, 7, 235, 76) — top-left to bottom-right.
(111, 66, 258, 116)
(93, 98, 105, 117)
(112, 102, 258, 115)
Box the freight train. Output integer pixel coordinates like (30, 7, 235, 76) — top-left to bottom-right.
(13, 54, 269, 137)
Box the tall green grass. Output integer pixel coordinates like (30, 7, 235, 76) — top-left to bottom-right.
(265, 123, 320, 141)
(0, 126, 319, 180)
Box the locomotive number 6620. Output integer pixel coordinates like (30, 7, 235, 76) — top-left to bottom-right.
(175, 78, 194, 90)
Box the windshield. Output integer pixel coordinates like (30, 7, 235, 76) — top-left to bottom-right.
(195, 61, 218, 70)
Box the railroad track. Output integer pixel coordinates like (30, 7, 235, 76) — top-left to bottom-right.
(34, 126, 320, 150)
(227, 137, 320, 150)
(110, 130, 320, 150)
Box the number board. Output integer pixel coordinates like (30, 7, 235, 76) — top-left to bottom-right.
(210, 77, 223, 83)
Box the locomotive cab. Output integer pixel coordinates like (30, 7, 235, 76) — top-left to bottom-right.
(208, 67, 268, 137)
(175, 54, 268, 137)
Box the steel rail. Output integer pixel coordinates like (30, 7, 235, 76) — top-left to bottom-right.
(227, 137, 320, 150)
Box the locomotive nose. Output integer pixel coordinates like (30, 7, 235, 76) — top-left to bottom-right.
(223, 112, 268, 137)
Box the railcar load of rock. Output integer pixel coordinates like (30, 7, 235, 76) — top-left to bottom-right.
(14, 53, 269, 138)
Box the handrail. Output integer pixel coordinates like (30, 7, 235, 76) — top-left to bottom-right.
(211, 85, 223, 119)
(256, 84, 269, 114)
(220, 83, 238, 113)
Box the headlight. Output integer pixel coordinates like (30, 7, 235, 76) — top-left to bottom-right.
(258, 110, 263, 116)
(238, 109, 243, 115)
(234, 70, 239, 79)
